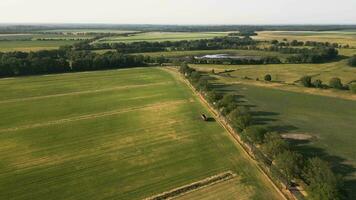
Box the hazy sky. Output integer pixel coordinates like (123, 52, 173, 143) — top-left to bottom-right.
(2, 0, 356, 24)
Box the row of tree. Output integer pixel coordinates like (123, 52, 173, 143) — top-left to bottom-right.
(73, 36, 258, 53)
(179, 63, 344, 200)
(300, 75, 353, 91)
(0, 49, 160, 77)
(265, 46, 339, 63)
(271, 39, 346, 48)
(191, 56, 281, 65)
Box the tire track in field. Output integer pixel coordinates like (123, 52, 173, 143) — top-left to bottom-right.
(0, 81, 172, 104)
(0, 100, 188, 134)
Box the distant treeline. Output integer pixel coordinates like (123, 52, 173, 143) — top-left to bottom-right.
(0, 50, 165, 77)
(271, 39, 350, 48)
(2, 24, 356, 33)
(74, 36, 257, 52)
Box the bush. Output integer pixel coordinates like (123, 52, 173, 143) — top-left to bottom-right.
(312, 79, 323, 88)
(274, 151, 303, 186)
(350, 83, 356, 94)
(329, 77, 343, 89)
(348, 55, 356, 67)
(243, 126, 268, 144)
(264, 74, 272, 81)
(262, 132, 288, 159)
(302, 157, 343, 200)
(301, 76, 312, 87)
(228, 107, 252, 131)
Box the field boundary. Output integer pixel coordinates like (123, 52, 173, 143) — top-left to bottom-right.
(143, 171, 236, 200)
(162, 67, 292, 200)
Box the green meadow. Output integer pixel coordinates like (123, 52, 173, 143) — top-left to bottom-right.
(0, 40, 76, 52)
(0, 68, 282, 200)
(97, 32, 228, 43)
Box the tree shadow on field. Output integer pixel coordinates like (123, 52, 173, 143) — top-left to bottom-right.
(213, 82, 356, 199)
(287, 138, 356, 199)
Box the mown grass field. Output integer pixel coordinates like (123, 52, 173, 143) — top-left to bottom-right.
(0, 40, 76, 52)
(97, 32, 228, 43)
(253, 30, 356, 47)
(0, 68, 282, 200)
(210, 82, 356, 198)
(192, 60, 356, 85)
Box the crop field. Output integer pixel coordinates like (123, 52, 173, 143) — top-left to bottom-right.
(210, 81, 356, 198)
(0, 68, 282, 200)
(192, 60, 356, 85)
(0, 40, 76, 52)
(97, 32, 228, 43)
(254, 30, 356, 47)
(40, 29, 138, 34)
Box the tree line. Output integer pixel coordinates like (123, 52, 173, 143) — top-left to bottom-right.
(0, 49, 162, 77)
(73, 36, 257, 53)
(179, 63, 345, 200)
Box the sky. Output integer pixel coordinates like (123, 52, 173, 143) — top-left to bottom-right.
(1, 0, 356, 24)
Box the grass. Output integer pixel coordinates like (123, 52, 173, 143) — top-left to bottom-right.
(0, 40, 76, 52)
(192, 59, 356, 85)
(254, 30, 356, 47)
(209, 80, 356, 199)
(0, 68, 282, 200)
(96, 32, 228, 43)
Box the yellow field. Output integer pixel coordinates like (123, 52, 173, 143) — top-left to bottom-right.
(254, 31, 356, 47)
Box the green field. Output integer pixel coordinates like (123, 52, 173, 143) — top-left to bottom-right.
(192, 60, 356, 85)
(0, 68, 282, 200)
(211, 82, 356, 198)
(254, 31, 356, 47)
(97, 32, 228, 43)
(40, 29, 138, 34)
(0, 40, 76, 52)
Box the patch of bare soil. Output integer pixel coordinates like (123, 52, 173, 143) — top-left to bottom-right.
(281, 133, 315, 141)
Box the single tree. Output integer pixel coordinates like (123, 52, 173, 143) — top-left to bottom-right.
(262, 132, 288, 159)
(301, 76, 312, 87)
(302, 157, 343, 200)
(264, 74, 272, 82)
(350, 83, 356, 94)
(243, 126, 268, 144)
(329, 77, 343, 89)
(348, 55, 356, 67)
(312, 79, 323, 88)
(274, 151, 303, 186)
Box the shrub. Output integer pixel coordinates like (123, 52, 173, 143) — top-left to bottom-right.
(228, 107, 252, 131)
(329, 77, 343, 89)
(312, 79, 323, 88)
(243, 126, 268, 144)
(264, 74, 272, 81)
(348, 55, 356, 67)
(262, 132, 288, 159)
(274, 151, 303, 186)
(301, 76, 312, 87)
(302, 157, 343, 200)
(350, 83, 356, 94)
(206, 90, 222, 104)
